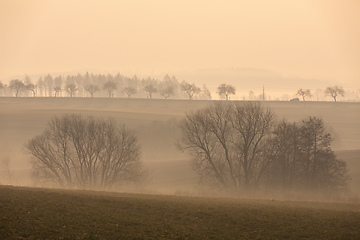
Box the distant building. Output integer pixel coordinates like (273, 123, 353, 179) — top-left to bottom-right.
(290, 98, 300, 102)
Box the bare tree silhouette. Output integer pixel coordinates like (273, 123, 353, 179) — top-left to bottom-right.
(296, 88, 312, 101)
(217, 83, 235, 100)
(325, 86, 345, 102)
(26, 115, 146, 189)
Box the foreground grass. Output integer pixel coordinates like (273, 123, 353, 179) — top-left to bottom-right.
(1, 186, 360, 239)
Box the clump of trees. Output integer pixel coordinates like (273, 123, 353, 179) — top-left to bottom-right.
(0, 73, 183, 99)
(25, 115, 146, 189)
(179, 81, 213, 100)
(265, 117, 349, 195)
(177, 102, 349, 197)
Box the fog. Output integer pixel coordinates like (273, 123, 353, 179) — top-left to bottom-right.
(1, 1, 360, 201)
(1, 1, 360, 92)
(0, 98, 359, 200)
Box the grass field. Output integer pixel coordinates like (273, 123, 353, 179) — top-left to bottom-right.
(1, 185, 360, 239)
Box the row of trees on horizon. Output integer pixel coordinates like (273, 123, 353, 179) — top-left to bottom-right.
(0, 72, 357, 102)
(0, 73, 212, 100)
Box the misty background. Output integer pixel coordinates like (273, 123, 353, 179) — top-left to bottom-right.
(1, 1, 360, 94)
(1, 1, 360, 199)
(1, 97, 359, 197)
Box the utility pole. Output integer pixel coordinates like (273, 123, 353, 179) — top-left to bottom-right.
(263, 85, 265, 101)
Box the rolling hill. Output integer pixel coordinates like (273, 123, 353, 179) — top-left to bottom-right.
(0, 97, 359, 195)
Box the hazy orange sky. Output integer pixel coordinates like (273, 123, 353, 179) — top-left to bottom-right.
(1, 0, 359, 87)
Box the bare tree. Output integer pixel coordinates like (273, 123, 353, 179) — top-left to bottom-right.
(144, 84, 157, 99)
(0, 81, 4, 96)
(1, 147, 13, 185)
(178, 103, 234, 190)
(24, 75, 36, 97)
(178, 102, 348, 197)
(217, 83, 236, 100)
(66, 83, 77, 97)
(103, 81, 117, 98)
(37, 77, 45, 97)
(296, 88, 312, 101)
(9, 79, 25, 97)
(159, 86, 174, 99)
(298, 117, 349, 191)
(324, 86, 345, 102)
(178, 102, 275, 193)
(26, 83, 36, 97)
(248, 91, 255, 100)
(123, 87, 137, 98)
(231, 102, 275, 191)
(264, 120, 301, 191)
(25, 115, 146, 189)
(200, 84, 212, 100)
(85, 84, 100, 97)
(53, 76, 63, 97)
(159, 74, 179, 99)
(180, 81, 200, 100)
(54, 75, 63, 88)
(44, 74, 54, 97)
(53, 87, 61, 97)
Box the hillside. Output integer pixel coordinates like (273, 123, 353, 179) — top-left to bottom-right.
(0, 97, 359, 195)
(1, 185, 360, 239)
